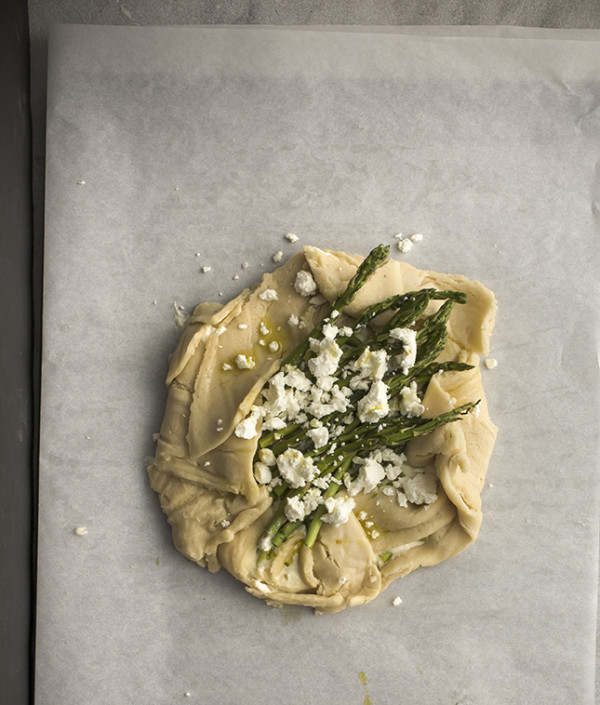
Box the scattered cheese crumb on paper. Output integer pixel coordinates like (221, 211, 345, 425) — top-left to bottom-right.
(74, 527, 88, 536)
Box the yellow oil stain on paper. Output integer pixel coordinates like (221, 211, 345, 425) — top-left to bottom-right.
(358, 671, 373, 705)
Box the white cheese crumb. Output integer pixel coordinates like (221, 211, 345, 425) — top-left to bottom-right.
(220, 519, 230, 528)
(259, 322, 270, 335)
(398, 381, 424, 417)
(276, 448, 316, 488)
(253, 461, 272, 484)
(77, 180, 86, 185)
(259, 288, 279, 301)
(403, 471, 438, 505)
(235, 414, 259, 439)
(308, 336, 343, 378)
(321, 495, 355, 527)
(201, 266, 212, 273)
(347, 457, 386, 496)
(74, 527, 88, 536)
(272, 250, 284, 263)
(306, 426, 329, 449)
(285, 495, 307, 522)
(222, 362, 232, 371)
(285, 233, 299, 243)
(241, 261, 249, 269)
(232, 274, 240, 280)
(268, 341, 280, 353)
(410, 233, 423, 242)
(238, 323, 248, 329)
(397, 238, 413, 253)
(392, 596, 403, 606)
(235, 354, 256, 370)
(484, 358, 498, 369)
(258, 448, 276, 466)
(294, 269, 318, 297)
(288, 314, 299, 327)
(357, 380, 390, 423)
(389, 328, 417, 372)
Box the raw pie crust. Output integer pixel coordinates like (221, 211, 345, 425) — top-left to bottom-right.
(148, 246, 497, 613)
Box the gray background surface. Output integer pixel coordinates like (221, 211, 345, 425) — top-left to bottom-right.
(26, 2, 600, 704)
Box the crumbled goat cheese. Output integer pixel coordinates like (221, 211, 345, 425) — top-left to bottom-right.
(285, 495, 307, 522)
(398, 381, 424, 417)
(259, 322, 270, 335)
(397, 238, 413, 253)
(276, 448, 316, 488)
(392, 596, 403, 606)
(238, 323, 248, 329)
(201, 266, 212, 273)
(346, 457, 386, 496)
(241, 261, 249, 269)
(268, 341, 280, 353)
(258, 535, 273, 552)
(74, 526, 88, 536)
(222, 362, 233, 371)
(272, 250, 284, 263)
(259, 288, 279, 301)
(396, 490, 408, 507)
(308, 329, 343, 378)
(253, 462, 272, 485)
(484, 358, 498, 369)
(410, 233, 423, 242)
(350, 348, 388, 390)
(357, 380, 390, 423)
(389, 328, 417, 372)
(403, 471, 438, 505)
(321, 495, 355, 527)
(307, 426, 329, 449)
(235, 414, 260, 439)
(235, 354, 256, 370)
(285, 233, 299, 243)
(288, 314, 299, 327)
(258, 448, 276, 466)
(294, 269, 318, 297)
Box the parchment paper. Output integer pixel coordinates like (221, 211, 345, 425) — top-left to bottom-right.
(38, 25, 600, 704)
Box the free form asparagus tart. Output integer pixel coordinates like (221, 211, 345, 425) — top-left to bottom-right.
(148, 245, 497, 613)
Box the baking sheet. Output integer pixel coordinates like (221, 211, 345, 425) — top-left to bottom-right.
(38, 25, 599, 704)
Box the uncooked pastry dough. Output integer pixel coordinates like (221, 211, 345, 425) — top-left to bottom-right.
(148, 246, 497, 613)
